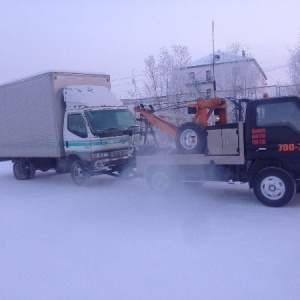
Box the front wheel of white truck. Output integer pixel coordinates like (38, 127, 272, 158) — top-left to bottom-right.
(70, 160, 90, 186)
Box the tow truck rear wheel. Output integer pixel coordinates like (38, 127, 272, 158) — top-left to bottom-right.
(253, 167, 296, 207)
(70, 160, 90, 185)
(146, 167, 178, 193)
(175, 122, 207, 154)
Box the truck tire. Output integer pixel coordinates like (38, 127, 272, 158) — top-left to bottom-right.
(13, 160, 29, 180)
(253, 167, 296, 207)
(146, 166, 178, 193)
(27, 162, 36, 179)
(70, 160, 90, 185)
(175, 122, 207, 154)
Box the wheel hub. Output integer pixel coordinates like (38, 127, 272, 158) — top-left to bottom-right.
(180, 129, 197, 150)
(152, 171, 170, 192)
(261, 176, 285, 200)
(74, 166, 83, 178)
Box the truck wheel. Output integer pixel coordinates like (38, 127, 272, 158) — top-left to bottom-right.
(27, 162, 36, 179)
(175, 122, 207, 154)
(13, 160, 29, 180)
(146, 167, 178, 193)
(70, 160, 90, 185)
(253, 167, 296, 207)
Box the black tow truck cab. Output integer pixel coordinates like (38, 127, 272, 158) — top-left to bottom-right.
(245, 96, 300, 169)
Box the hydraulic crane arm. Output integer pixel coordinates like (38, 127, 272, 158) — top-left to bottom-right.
(134, 106, 178, 138)
(134, 97, 228, 138)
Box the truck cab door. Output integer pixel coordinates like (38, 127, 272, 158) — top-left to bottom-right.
(64, 113, 91, 160)
(246, 97, 300, 160)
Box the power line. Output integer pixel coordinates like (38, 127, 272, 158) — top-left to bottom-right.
(111, 73, 144, 82)
(264, 64, 288, 72)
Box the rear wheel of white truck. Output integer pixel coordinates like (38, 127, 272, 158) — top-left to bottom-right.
(13, 160, 29, 180)
(253, 167, 296, 207)
(70, 160, 90, 186)
(27, 162, 36, 179)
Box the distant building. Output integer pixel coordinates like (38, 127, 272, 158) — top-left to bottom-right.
(186, 50, 267, 99)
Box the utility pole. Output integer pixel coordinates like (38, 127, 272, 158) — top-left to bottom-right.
(131, 69, 138, 99)
(212, 21, 216, 98)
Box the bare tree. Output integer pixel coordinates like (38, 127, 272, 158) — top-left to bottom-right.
(139, 45, 192, 145)
(288, 34, 300, 90)
(143, 45, 191, 100)
(144, 55, 159, 98)
(226, 42, 250, 56)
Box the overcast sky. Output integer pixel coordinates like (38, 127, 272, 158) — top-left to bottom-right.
(0, 0, 299, 97)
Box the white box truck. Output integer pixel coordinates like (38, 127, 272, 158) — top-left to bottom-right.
(0, 72, 139, 185)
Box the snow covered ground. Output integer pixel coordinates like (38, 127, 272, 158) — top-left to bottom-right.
(1, 161, 300, 300)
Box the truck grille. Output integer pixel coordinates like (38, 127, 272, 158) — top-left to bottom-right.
(110, 149, 129, 158)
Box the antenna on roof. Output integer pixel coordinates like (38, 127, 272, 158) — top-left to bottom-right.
(212, 21, 216, 98)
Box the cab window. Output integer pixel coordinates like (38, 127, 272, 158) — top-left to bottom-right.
(67, 114, 88, 138)
(256, 102, 300, 130)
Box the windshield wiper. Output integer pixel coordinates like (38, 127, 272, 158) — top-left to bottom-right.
(126, 125, 140, 131)
(101, 127, 121, 133)
(93, 127, 124, 136)
(93, 127, 120, 134)
(94, 126, 139, 137)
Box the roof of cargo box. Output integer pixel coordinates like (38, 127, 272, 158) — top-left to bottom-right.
(63, 85, 124, 108)
(0, 71, 110, 87)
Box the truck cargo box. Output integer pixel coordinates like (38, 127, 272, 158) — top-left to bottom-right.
(0, 72, 110, 158)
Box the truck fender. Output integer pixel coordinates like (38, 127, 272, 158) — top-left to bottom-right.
(248, 159, 292, 188)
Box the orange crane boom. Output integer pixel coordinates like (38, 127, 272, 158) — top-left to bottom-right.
(134, 97, 227, 138)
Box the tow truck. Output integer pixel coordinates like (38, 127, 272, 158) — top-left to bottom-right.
(134, 96, 300, 207)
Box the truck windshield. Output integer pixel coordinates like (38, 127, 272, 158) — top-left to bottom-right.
(85, 109, 136, 133)
(256, 101, 300, 131)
